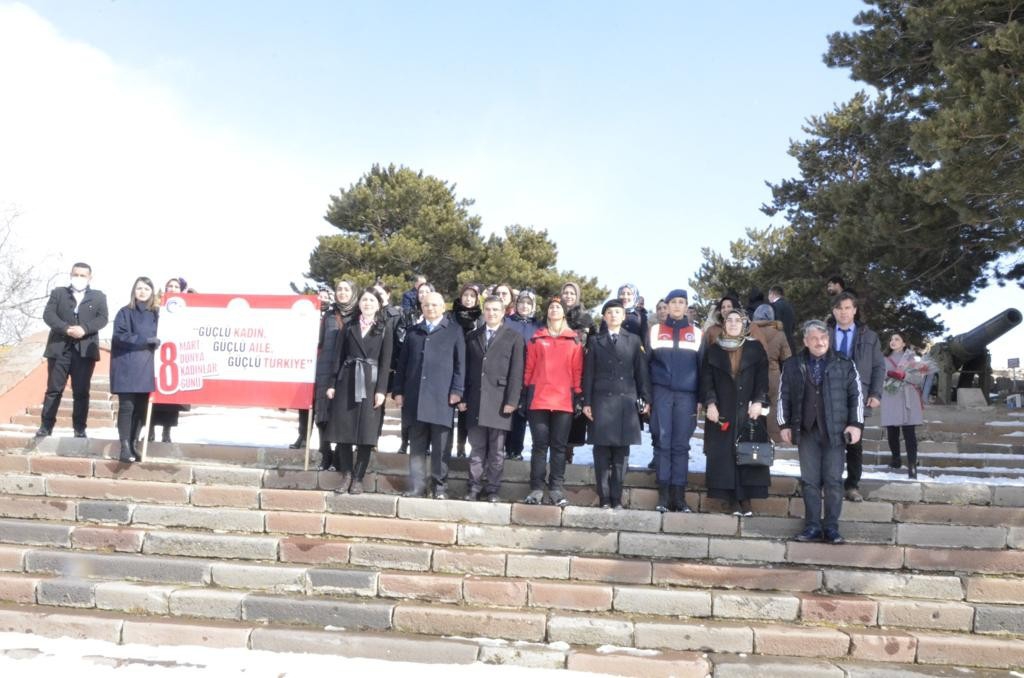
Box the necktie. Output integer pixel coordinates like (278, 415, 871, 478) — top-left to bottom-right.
(810, 356, 825, 385)
(486, 329, 494, 347)
(610, 333, 617, 345)
(839, 329, 850, 357)
(425, 323, 434, 334)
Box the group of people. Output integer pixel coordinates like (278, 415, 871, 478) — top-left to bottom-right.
(35, 266, 191, 463)
(36, 264, 933, 545)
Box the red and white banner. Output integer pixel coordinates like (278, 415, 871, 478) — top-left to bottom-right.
(152, 294, 319, 409)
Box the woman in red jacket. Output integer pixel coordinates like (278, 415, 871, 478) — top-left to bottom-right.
(522, 296, 584, 506)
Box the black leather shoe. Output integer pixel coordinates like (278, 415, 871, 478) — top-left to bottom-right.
(35, 427, 52, 437)
(288, 437, 306, 450)
(486, 494, 500, 503)
(795, 526, 823, 542)
(823, 528, 845, 544)
(907, 464, 918, 479)
(73, 429, 87, 439)
(465, 489, 480, 502)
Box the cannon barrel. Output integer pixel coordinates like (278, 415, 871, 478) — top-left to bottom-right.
(949, 308, 1022, 363)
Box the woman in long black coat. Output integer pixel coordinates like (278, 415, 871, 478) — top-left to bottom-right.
(313, 280, 359, 469)
(325, 289, 394, 494)
(110, 277, 161, 463)
(582, 300, 651, 508)
(700, 308, 771, 516)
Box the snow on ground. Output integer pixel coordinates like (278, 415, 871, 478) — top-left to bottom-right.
(0, 631, 599, 677)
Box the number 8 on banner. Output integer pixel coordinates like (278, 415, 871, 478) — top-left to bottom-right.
(158, 342, 179, 393)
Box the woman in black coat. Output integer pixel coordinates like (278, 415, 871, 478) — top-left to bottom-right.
(451, 283, 483, 457)
(325, 289, 394, 494)
(110, 277, 161, 463)
(312, 280, 359, 470)
(582, 300, 651, 508)
(700, 308, 771, 516)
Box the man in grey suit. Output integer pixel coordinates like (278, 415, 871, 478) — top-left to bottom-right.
(830, 291, 884, 501)
(459, 296, 524, 502)
(37, 262, 109, 438)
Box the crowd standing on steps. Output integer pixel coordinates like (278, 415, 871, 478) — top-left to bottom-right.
(39, 262, 925, 546)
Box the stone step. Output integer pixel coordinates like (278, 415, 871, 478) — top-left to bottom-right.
(0, 568, 1021, 672)
(6, 446, 1024, 511)
(2, 478, 1023, 580)
(23, 402, 117, 415)
(10, 605, 1017, 677)
(4, 460, 1024, 539)
(2, 519, 1022, 636)
(10, 414, 116, 428)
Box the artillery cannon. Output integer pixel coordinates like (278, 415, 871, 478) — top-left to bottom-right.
(928, 308, 1022, 404)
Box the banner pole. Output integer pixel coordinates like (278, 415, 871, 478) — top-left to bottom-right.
(141, 396, 153, 463)
(304, 408, 313, 471)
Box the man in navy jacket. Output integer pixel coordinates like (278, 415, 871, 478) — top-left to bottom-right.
(393, 292, 465, 499)
(778, 319, 864, 544)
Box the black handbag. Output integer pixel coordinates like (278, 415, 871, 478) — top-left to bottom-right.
(735, 418, 774, 467)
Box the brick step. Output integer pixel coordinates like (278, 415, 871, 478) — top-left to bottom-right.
(13, 606, 1016, 677)
(20, 432, 1024, 489)
(2, 520, 1022, 636)
(10, 414, 116, 428)
(773, 448, 1024, 472)
(5, 448, 1024, 514)
(6, 462, 1024, 540)
(2, 481, 1024, 580)
(14, 440, 1024, 511)
(0, 570, 1021, 672)
(23, 402, 116, 416)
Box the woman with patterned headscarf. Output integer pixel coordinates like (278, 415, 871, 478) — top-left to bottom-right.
(700, 308, 770, 516)
(311, 279, 360, 470)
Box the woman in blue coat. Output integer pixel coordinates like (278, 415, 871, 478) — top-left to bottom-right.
(110, 277, 160, 463)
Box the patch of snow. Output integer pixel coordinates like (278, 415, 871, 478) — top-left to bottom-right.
(594, 645, 661, 656)
(0, 631, 591, 677)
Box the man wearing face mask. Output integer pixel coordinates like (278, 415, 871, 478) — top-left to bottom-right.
(37, 263, 109, 438)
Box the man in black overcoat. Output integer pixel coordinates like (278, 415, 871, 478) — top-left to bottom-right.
(768, 285, 797, 354)
(459, 295, 524, 501)
(38, 262, 109, 438)
(392, 292, 465, 499)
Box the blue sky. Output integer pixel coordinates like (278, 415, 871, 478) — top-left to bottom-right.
(1, 1, 1020, 364)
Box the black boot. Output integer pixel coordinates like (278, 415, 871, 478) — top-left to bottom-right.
(161, 426, 172, 443)
(888, 454, 902, 469)
(319, 444, 334, 471)
(907, 464, 918, 479)
(671, 485, 691, 513)
(118, 439, 135, 463)
(350, 446, 372, 495)
(288, 435, 306, 450)
(404, 454, 427, 496)
(656, 485, 670, 513)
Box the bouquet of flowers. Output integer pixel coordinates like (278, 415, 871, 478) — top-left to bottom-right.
(884, 355, 938, 394)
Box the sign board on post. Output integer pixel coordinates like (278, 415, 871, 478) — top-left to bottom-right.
(1009, 358, 1020, 369)
(147, 294, 320, 466)
(152, 294, 319, 408)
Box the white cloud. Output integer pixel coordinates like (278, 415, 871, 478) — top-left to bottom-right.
(0, 2, 329, 300)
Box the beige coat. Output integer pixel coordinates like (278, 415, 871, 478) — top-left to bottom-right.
(749, 320, 792, 443)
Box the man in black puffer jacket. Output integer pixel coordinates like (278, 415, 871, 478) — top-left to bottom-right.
(777, 319, 864, 545)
